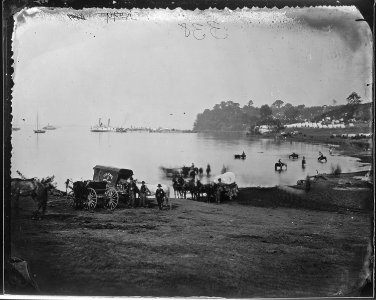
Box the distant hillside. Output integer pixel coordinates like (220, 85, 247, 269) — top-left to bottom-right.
(312, 103, 372, 123)
(193, 101, 372, 132)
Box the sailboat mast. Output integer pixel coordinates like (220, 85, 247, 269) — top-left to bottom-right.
(37, 113, 39, 130)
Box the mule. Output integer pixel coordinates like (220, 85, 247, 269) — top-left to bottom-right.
(11, 176, 56, 219)
(275, 162, 287, 171)
(234, 154, 246, 159)
(289, 153, 299, 159)
(318, 156, 327, 163)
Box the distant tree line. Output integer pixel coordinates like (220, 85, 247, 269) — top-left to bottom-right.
(193, 92, 368, 131)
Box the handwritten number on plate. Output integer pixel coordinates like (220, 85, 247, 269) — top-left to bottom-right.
(192, 23, 206, 40)
(178, 23, 190, 37)
(207, 21, 228, 39)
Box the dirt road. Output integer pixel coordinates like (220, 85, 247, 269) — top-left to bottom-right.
(8, 174, 373, 297)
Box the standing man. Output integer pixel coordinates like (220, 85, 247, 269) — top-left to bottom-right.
(139, 181, 150, 208)
(155, 184, 166, 210)
(302, 156, 306, 168)
(128, 178, 139, 208)
(216, 178, 224, 204)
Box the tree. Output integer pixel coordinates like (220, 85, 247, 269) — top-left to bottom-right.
(247, 100, 254, 107)
(272, 100, 284, 109)
(284, 103, 293, 109)
(285, 107, 300, 121)
(332, 99, 337, 106)
(346, 92, 362, 105)
(260, 104, 273, 120)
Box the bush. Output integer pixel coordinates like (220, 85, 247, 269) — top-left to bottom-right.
(331, 164, 342, 175)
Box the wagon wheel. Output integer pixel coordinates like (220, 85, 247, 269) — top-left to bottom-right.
(85, 188, 97, 211)
(105, 188, 119, 210)
(67, 191, 76, 208)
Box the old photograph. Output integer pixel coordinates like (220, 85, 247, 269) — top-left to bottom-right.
(5, 3, 374, 297)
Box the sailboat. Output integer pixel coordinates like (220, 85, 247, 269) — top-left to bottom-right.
(34, 113, 46, 134)
(43, 123, 57, 130)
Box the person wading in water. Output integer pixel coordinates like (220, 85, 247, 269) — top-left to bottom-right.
(206, 164, 211, 177)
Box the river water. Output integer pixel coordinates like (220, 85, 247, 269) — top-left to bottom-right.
(11, 126, 369, 191)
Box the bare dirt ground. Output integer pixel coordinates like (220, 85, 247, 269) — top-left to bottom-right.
(7, 172, 373, 298)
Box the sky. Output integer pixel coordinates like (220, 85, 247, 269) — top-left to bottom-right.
(12, 7, 373, 129)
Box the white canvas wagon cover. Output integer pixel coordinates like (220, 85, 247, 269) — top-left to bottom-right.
(213, 172, 236, 184)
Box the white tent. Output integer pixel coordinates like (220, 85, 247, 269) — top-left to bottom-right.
(327, 124, 333, 128)
(340, 124, 345, 128)
(213, 172, 236, 184)
(348, 123, 354, 127)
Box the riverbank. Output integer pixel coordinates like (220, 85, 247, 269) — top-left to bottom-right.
(8, 171, 373, 297)
(237, 171, 373, 213)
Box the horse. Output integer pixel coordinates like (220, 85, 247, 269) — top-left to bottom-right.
(172, 178, 186, 199)
(186, 180, 198, 200)
(11, 176, 56, 219)
(275, 162, 287, 171)
(318, 155, 327, 163)
(289, 153, 299, 159)
(197, 183, 216, 202)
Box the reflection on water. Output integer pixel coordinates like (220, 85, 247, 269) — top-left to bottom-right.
(11, 127, 370, 190)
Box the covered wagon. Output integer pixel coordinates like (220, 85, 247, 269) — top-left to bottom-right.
(66, 165, 134, 211)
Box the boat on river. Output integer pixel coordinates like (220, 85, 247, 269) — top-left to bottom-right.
(34, 113, 46, 134)
(43, 123, 57, 130)
(91, 118, 116, 132)
(115, 127, 127, 132)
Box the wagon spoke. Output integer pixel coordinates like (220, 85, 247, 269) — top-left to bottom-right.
(105, 188, 119, 210)
(86, 188, 97, 211)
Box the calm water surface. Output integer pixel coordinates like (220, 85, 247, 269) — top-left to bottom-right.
(11, 126, 369, 190)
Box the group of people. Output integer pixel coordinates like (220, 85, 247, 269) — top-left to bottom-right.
(122, 178, 167, 210)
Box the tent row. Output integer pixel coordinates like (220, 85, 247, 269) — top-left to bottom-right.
(285, 123, 350, 129)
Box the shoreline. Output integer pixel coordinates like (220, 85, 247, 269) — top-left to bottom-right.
(236, 170, 373, 213)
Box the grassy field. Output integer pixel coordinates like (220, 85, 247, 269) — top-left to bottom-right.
(7, 171, 373, 297)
